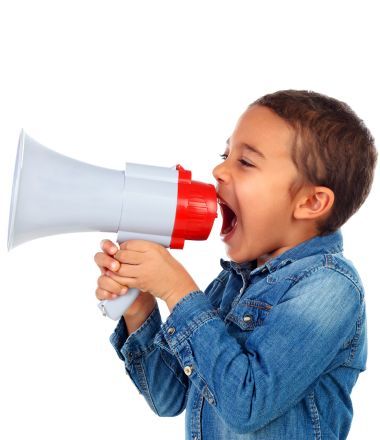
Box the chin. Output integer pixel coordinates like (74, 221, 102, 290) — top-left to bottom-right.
(227, 250, 250, 264)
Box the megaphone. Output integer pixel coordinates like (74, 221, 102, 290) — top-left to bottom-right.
(8, 130, 218, 320)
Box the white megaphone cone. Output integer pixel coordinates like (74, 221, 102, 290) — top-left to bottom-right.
(8, 130, 125, 251)
(8, 131, 218, 320)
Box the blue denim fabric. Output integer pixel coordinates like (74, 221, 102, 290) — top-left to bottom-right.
(110, 229, 367, 439)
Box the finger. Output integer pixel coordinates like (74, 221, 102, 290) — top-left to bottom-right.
(105, 269, 137, 285)
(119, 240, 151, 251)
(108, 261, 140, 279)
(114, 249, 144, 264)
(98, 275, 128, 295)
(96, 287, 120, 301)
(105, 270, 138, 289)
(100, 239, 119, 255)
(94, 252, 120, 272)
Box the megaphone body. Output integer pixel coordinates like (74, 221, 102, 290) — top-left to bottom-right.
(8, 131, 218, 320)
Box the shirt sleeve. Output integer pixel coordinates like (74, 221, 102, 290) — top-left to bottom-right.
(109, 302, 190, 417)
(155, 267, 363, 434)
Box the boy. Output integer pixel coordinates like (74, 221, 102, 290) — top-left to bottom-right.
(94, 90, 377, 439)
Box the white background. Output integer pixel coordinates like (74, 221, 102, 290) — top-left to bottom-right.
(0, 1, 379, 439)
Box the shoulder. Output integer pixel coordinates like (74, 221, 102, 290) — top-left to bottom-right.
(286, 253, 363, 295)
(279, 253, 364, 320)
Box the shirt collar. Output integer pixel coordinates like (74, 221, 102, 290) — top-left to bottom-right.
(220, 229, 343, 276)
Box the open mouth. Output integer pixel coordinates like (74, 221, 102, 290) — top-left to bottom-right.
(218, 198, 238, 236)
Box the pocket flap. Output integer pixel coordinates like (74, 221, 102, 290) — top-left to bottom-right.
(225, 299, 272, 330)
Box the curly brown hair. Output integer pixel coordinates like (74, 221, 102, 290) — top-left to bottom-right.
(250, 90, 378, 236)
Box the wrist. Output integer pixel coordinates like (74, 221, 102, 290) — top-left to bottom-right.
(165, 283, 200, 312)
(123, 298, 157, 334)
(123, 295, 157, 319)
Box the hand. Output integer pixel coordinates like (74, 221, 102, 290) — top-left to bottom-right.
(94, 239, 157, 317)
(105, 240, 199, 310)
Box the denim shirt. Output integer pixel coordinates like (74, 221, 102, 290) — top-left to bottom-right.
(110, 229, 367, 439)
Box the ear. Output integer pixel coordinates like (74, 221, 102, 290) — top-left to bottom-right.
(293, 186, 335, 221)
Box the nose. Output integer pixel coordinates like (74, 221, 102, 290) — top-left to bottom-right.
(212, 161, 230, 183)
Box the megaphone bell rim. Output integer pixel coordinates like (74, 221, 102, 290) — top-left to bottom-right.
(7, 130, 26, 251)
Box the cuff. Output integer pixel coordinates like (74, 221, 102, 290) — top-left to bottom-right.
(109, 315, 129, 361)
(109, 302, 162, 362)
(160, 290, 218, 353)
(156, 290, 219, 407)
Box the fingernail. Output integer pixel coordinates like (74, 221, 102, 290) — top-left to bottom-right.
(111, 262, 118, 270)
(120, 288, 128, 294)
(110, 246, 117, 253)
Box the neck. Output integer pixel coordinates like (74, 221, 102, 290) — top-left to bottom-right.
(257, 228, 318, 267)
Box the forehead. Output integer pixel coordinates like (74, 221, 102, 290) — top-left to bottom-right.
(229, 105, 295, 161)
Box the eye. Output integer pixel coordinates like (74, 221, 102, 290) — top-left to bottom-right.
(239, 159, 255, 168)
(219, 154, 255, 168)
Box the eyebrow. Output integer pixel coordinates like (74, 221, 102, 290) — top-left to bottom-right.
(226, 137, 266, 160)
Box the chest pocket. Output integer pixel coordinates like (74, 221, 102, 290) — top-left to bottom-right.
(225, 299, 272, 331)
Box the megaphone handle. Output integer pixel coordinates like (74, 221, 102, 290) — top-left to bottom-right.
(98, 288, 140, 321)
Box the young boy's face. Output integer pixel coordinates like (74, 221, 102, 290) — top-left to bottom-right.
(213, 104, 311, 265)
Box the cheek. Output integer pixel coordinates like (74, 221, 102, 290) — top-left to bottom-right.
(239, 183, 291, 222)
(264, 173, 293, 203)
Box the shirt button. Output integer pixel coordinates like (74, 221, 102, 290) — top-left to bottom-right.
(240, 287, 244, 293)
(184, 365, 193, 376)
(168, 327, 176, 335)
(243, 315, 252, 322)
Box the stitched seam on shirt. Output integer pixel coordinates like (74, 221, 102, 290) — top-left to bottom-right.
(171, 311, 219, 347)
(286, 263, 329, 285)
(159, 350, 189, 388)
(286, 264, 363, 363)
(328, 254, 362, 289)
(216, 270, 230, 285)
(169, 290, 205, 316)
(288, 263, 363, 298)
(129, 340, 159, 360)
(135, 359, 159, 414)
(324, 265, 363, 298)
(319, 266, 361, 302)
(195, 371, 217, 406)
(320, 264, 364, 366)
(343, 308, 364, 367)
(181, 339, 217, 406)
(125, 366, 142, 393)
(191, 389, 204, 438)
(179, 354, 216, 407)
(308, 390, 322, 440)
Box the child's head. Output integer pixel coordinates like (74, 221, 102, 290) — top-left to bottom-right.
(213, 89, 377, 264)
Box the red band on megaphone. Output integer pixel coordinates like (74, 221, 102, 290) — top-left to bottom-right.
(170, 164, 217, 249)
